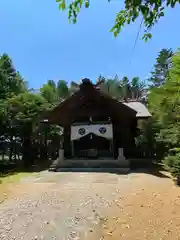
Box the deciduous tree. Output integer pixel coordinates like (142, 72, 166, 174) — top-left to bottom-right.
(56, 0, 180, 40)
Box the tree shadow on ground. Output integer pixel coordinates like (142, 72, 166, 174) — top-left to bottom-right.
(0, 163, 49, 179)
(130, 167, 170, 178)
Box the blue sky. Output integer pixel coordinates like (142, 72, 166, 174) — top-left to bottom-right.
(0, 0, 179, 89)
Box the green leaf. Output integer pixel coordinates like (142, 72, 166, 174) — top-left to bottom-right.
(147, 33, 152, 39)
(140, 5, 149, 16)
(109, 25, 116, 33)
(85, 1, 89, 8)
(171, 1, 176, 7)
(159, 12, 164, 17)
(166, 0, 171, 6)
(127, 18, 131, 24)
(114, 32, 118, 37)
(79, 0, 83, 7)
(76, 6, 80, 13)
(142, 33, 152, 42)
(61, 0, 66, 10)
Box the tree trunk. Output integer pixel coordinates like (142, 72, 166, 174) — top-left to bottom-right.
(175, 176, 180, 186)
(9, 134, 13, 162)
(22, 123, 33, 168)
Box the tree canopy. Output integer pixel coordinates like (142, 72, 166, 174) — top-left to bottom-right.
(56, 0, 180, 40)
(147, 48, 180, 176)
(149, 48, 174, 87)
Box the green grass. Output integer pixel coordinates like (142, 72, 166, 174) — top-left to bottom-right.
(0, 172, 37, 185)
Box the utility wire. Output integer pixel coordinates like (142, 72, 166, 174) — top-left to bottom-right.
(129, 17, 143, 65)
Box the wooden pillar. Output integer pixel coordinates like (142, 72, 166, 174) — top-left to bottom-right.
(71, 140, 74, 158)
(111, 139, 114, 158)
(64, 125, 71, 158)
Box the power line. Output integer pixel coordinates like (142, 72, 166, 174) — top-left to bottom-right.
(129, 17, 143, 65)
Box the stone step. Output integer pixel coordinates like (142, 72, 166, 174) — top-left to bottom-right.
(55, 167, 130, 174)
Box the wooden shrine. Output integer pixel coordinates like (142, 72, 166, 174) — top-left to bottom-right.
(42, 78, 151, 168)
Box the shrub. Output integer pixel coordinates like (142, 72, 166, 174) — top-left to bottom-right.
(169, 148, 180, 156)
(164, 154, 180, 178)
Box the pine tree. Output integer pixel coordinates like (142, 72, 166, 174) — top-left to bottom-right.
(150, 48, 174, 87)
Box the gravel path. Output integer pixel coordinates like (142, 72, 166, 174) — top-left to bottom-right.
(1, 170, 180, 240)
(0, 171, 134, 240)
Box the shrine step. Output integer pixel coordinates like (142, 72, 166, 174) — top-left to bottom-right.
(55, 167, 130, 174)
(49, 162, 130, 173)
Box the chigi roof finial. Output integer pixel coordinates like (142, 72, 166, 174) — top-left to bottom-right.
(81, 78, 91, 84)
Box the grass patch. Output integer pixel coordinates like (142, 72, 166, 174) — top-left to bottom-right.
(0, 172, 36, 184)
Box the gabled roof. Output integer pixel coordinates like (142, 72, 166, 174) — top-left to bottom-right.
(41, 79, 137, 125)
(123, 101, 152, 118)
